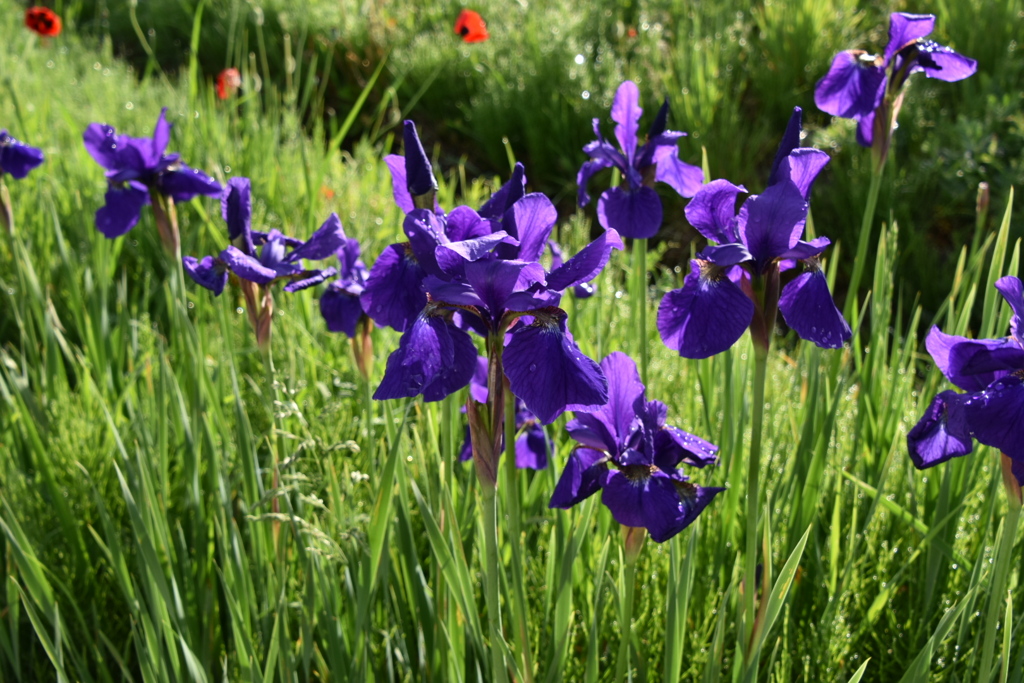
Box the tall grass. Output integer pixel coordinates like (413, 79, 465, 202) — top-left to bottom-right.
(1, 0, 1022, 680)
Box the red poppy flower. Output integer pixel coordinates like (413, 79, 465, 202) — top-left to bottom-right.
(216, 68, 241, 100)
(25, 6, 61, 37)
(454, 9, 488, 43)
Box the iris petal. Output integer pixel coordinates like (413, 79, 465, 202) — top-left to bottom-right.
(95, 184, 149, 238)
(611, 80, 642, 163)
(924, 326, 1024, 392)
(658, 261, 754, 359)
(549, 448, 608, 509)
(778, 268, 851, 349)
(962, 377, 1024, 472)
(907, 390, 973, 468)
(360, 243, 428, 332)
(182, 255, 227, 295)
(504, 311, 607, 424)
(597, 185, 663, 239)
(814, 51, 886, 119)
(319, 285, 365, 337)
(684, 179, 746, 244)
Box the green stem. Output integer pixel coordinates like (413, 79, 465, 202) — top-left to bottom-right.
(843, 166, 884, 320)
(481, 483, 509, 683)
(504, 385, 534, 683)
(615, 556, 637, 683)
(979, 495, 1021, 681)
(634, 238, 649, 385)
(743, 347, 769, 672)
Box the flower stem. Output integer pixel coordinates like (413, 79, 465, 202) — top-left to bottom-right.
(843, 164, 884, 320)
(615, 548, 638, 683)
(503, 383, 535, 683)
(481, 480, 509, 683)
(979, 470, 1021, 681)
(743, 346, 769, 673)
(634, 238, 649, 384)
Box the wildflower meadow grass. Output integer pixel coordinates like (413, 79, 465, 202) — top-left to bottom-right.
(1, 0, 1023, 681)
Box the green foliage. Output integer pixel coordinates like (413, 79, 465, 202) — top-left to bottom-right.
(1, 0, 1023, 681)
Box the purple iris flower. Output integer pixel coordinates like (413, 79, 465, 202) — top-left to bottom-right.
(549, 352, 723, 542)
(364, 120, 529, 333)
(0, 130, 44, 179)
(458, 357, 550, 469)
(577, 80, 703, 239)
(183, 177, 343, 350)
(373, 189, 622, 424)
(657, 107, 852, 359)
(815, 12, 976, 148)
(908, 277, 1024, 487)
(83, 108, 222, 241)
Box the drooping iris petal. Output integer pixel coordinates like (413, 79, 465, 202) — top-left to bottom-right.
(504, 311, 608, 424)
(856, 111, 877, 147)
(360, 243, 428, 332)
(601, 470, 695, 542)
(182, 255, 227, 295)
(654, 151, 703, 199)
(884, 13, 936, 63)
(684, 179, 746, 244)
(777, 236, 830, 262)
(611, 80, 641, 164)
(546, 229, 624, 292)
(813, 51, 886, 120)
(319, 284, 365, 337)
(736, 180, 808, 270)
(779, 267, 852, 349)
(549, 448, 609, 509)
(220, 246, 279, 284)
(912, 42, 978, 81)
(907, 390, 973, 468)
(0, 131, 45, 179)
(285, 213, 348, 263)
(662, 484, 726, 542)
(95, 184, 149, 238)
(654, 427, 720, 468)
(597, 185, 663, 239)
(158, 164, 223, 202)
(924, 326, 1024, 392)
(961, 377, 1024, 479)
(658, 260, 754, 359)
(283, 267, 338, 293)
(374, 310, 475, 402)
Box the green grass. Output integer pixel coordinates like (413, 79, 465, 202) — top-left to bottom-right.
(2, 0, 1023, 680)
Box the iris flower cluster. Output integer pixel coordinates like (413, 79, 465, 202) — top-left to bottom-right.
(84, 109, 222, 252)
(183, 177, 345, 349)
(550, 352, 723, 542)
(577, 80, 703, 239)
(815, 13, 976, 163)
(369, 122, 622, 427)
(908, 277, 1024, 493)
(658, 108, 851, 358)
